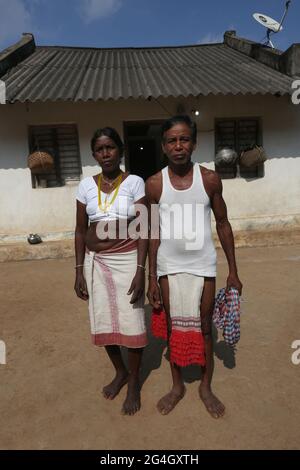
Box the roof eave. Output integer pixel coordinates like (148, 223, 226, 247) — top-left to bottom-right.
(0, 34, 36, 79)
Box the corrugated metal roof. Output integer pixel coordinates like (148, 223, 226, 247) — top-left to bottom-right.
(1, 43, 294, 102)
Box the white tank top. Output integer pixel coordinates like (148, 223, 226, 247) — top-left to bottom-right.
(157, 163, 217, 278)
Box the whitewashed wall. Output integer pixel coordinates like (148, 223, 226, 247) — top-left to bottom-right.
(0, 94, 299, 241)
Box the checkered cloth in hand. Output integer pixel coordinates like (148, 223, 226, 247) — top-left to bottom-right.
(213, 287, 241, 346)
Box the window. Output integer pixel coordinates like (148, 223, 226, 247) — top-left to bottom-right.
(215, 118, 264, 179)
(28, 124, 82, 188)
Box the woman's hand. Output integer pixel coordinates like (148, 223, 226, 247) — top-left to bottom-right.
(147, 278, 161, 309)
(74, 273, 89, 301)
(127, 269, 145, 304)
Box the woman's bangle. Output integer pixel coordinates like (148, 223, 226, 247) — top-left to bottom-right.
(148, 273, 157, 278)
(75, 264, 84, 269)
(137, 264, 145, 270)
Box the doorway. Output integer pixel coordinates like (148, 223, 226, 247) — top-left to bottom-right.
(124, 121, 167, 181)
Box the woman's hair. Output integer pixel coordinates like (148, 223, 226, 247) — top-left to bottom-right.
(161, 115, 197, 144)
(90, 127, 124, 154)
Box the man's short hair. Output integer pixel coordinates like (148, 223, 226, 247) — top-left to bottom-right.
(161, 115, 197, 143)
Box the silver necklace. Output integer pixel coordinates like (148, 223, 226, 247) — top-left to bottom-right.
(101, 172, 122, 187)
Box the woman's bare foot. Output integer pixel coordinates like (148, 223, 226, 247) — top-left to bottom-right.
(121, 378, 141, 416)
(157, 386, 186, 415)
(102, 371, 128, 400)
(199, 382, 225, 418)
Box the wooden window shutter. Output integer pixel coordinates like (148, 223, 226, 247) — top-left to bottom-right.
(215, 118, 263, 179)
(29, 124, 82, 188)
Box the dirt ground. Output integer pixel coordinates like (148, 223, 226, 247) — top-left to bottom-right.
(0, 245, 300, 450)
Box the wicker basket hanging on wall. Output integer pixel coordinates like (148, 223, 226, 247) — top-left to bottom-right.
(239, 146, 267, 168)
(28, 151, 54, 174)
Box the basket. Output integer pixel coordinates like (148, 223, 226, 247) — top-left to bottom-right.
(28, 151, 54, 174)
(239, 146, 267, 168)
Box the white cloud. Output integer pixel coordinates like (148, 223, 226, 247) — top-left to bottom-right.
(0, 0, 33, 48)
(197, 33, 223, 45)
(79, 0, 122, 24)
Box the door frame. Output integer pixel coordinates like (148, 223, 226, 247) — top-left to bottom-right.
(123, 119, 165, 172)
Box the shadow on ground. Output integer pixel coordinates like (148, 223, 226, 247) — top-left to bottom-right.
(122, 307, 236, 387)
(121, 305, 167, 388)
(181, 325, 236, 383)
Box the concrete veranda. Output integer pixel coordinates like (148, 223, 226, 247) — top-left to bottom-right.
(0, 245, 299, 450)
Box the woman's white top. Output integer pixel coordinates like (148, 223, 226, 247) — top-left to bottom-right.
(76, 175, 145, 222)
(157, 163, 217, 278)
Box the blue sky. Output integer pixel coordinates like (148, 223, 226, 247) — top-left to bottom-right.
(0, 0, 299, 51)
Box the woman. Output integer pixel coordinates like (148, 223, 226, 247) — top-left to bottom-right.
(74, 127, 148, 416)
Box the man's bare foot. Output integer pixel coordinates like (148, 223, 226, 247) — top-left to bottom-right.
(199, 383, 225, 419)
(157, 386, 186, 415)
(102, 371, 128, 400)
(121, 379, 141, 416)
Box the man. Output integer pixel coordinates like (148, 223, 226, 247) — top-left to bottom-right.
(146, 115, 242, 418)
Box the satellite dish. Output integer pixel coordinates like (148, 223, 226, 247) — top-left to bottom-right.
(253, 14, 282, 33)
(253, 1, 292, 49)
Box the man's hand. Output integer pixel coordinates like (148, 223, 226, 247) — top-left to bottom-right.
(226, 272, 243, 295)
(127, 270, 145, 304)
(147, 278, 161, 309)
